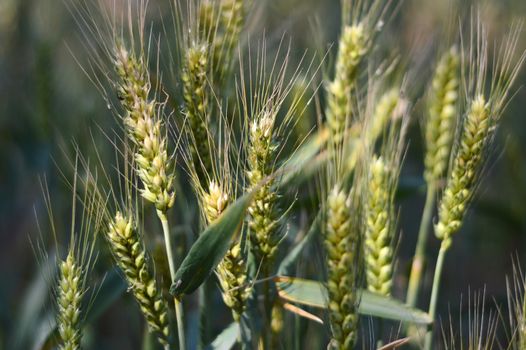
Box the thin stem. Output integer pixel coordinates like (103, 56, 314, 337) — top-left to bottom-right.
(424, 239, 450, 350)
(262, 263, 272, 350)
(406, 183, 436, 307)
(175, 298, 185, 350)
(158, 210, 186, 350)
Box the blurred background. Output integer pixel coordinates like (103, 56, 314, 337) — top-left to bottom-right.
(1, 0, 525, 348)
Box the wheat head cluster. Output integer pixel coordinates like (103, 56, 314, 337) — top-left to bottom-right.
(28, 0, 526, 349)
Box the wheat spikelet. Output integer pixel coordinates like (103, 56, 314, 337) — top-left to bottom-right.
(203, 180, 230, 224)
(57, 251, 82, 350)
(325, 187, 359, 350)
(246, 110, 282, 263)
(424, 47, 460, 185)
(364, 156, 394, 296)
(113, 44, 175, 212)
(107, 212, 170, 347)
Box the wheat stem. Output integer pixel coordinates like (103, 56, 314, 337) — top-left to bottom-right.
(406, 183, 436, 307)
(424, 238, 450, 350)
(157, 210, 186, 350)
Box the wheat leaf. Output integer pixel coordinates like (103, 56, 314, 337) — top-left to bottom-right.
(170, 192, 253, 297)
(205, 322, 240, 350)
(274, 276, 432, 325)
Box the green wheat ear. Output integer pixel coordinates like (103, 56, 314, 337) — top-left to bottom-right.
(326, 23, 368, 142)
(435, 95, 489, 243)
(217, 241, 250, 321)
(246, 110, 282, 264)
(213, 0, 246, 82)
(434, 22, 525, 244)
(113, 44, 175, 212)
(182, 44, 213, 184)
(325, 187, 359, 350)
(107, 212, 170, 348)
(424, 46, 460, 186)
(199, 180, 249, 322)
(57, 251, 82, 350)
(364, 156, 394, 296)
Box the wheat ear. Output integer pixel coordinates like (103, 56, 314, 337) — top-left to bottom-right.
(325, 187, 359, 350)
(424, 47, 460, 185)
(364, 156, 395, 296)
(107, 212, 170, 348)
(407, 47, 460, 307)
(213, 0, 245, 81)
(217, 241, 250, 321)
(202, 181, 250, 321)
(425, 22, 525, 349)
(246, 110, 282, 263)
(326, 24, 368, 142)
(182, 44, 213, 183)
(57, 251, 82, 350)
(113, 44, 175, 212)
(347, 87, 401, 171)
(434, 95, 489, 242)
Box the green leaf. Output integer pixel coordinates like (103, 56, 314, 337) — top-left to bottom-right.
(170, 192, 253, 297)
(9, 253, 57, 350)
(205, 322, 240, 350)
(275, 276, 432, 325)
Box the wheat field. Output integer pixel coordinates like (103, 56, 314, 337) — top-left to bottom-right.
(1, 0, 526, 349)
